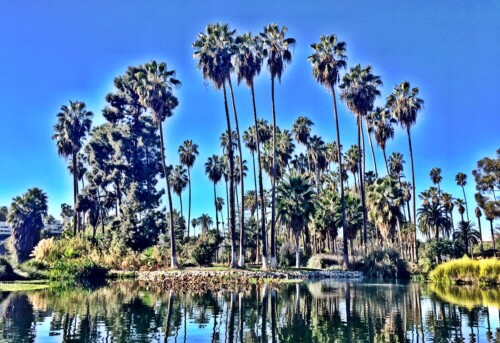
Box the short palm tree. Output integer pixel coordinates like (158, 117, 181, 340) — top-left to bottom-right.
(191, 218, 199, 237)
(193, 23, 238, 267)
(455, 172, 470, 221)
(340, 64, 382, 253)
(387, 81, 424, 260)
(135, 60, 181, 269)
(260, 23, 296, 268)
(205, 155, 223, 233)
(178, 140, 199, 236)
(417, 202, 451, 241)
(197, 214, 214, 235)
(453, 221, 481, 256)
(7, 188, 48, 263)
(52, 100, 93, 236)
(276, 172, 316, 268)
(169, 165, 188, 218)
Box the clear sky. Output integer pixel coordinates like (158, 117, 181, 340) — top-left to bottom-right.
(0, 1, 498, 235)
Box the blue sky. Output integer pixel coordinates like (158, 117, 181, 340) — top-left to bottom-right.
(0, 1, 498, 236)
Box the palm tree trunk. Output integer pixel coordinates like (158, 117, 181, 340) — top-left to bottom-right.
(179, 194, 183, 219)
(295, 231, 300, 268)
(477, 216, 483, 252)
(222, 82, 237, 268)
(489, 220, 496, 254)
(270, 76, 277, 268)
(365, 118, 378, 177)
(187, 168, 192, 238)
(159, 125, 178, 269)
(213, 182, 219, 233)
(228, 78, 246, 268)
(407, 127, 418, 261)
(252, 149, 261, 264)
(359, 117, 368, 252)
(382, 148, 389, 176)
(461, 186, 470, 221)
(331, 87, 349, 267)
(72, 151, 78, 236)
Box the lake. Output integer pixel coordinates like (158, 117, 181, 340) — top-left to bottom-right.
(0, 280, 498, 342)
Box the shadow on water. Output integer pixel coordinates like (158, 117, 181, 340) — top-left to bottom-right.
(0, 280, 499, 342)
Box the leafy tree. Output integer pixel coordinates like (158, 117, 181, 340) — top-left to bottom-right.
(260, 23, 296, 268)
(52, 101, 93, 235)
(386, 81, 424, 260)
(7, 188, 48, 263)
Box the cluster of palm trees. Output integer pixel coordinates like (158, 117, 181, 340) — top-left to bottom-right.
(46, 20, 498, 270)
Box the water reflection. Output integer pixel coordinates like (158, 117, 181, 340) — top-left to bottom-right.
(0, 281, 498, 342)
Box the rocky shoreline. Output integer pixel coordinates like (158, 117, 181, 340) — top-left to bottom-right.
(134, 269, 364, 292)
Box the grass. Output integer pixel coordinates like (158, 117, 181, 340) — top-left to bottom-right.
(249, 278, 303, 284)
(0, 280, 50, 292)
(429, 256, 500, 285)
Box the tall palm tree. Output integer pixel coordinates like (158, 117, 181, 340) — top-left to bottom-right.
(387, 81, 424, 261)
(475, 206, 484, 252)
(455, 172, 470, 221)
(440, 192, 455, 232)
(7, 188, 48, 263)
(340, 64, 382, 253)
(345, 145, 360, 192)
(193, 23, 238, 267)
(178, 140, 199, 237)
(191, 218, 199, 237)
(455, 198, 466, 222)
(135, 60, 181, 269)
(233, 33, 268, 268)
(205, 155, 223, 234)
(52, 100, 93, 236)
(260, 23, 296, 268)
(372, 108, 394, 175)
(276, 172, 316, 268)
(292, 116, 314, 171)
(388, 152, 405, 178)
(197, 214, 214, 235)
(308, 34, 349, 266)
(169, 165, 188, 218)
(429, 167, 443, 194)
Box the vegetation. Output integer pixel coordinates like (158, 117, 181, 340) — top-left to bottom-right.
(429, 256, 500, 285)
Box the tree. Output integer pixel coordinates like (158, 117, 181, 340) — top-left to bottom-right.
(178, 140, 199, 237)
(372, 108, 394, 175)
(292, 116, 314, 171)
(52, 100, 93, 236)
(233, 32, 268, 269)
(260, 23, 296, 268)
(387, 81, 424, 261)
(417, 202, 451, 241)
(169, 165, 188, 218)
(191, 218, 199, 237)
(453, 220, 481, 256)
(308, 34, 349, 265)
(429, 168, 443, 194)
(135, 60, 181, 269)
(455, 198, 466, 222)
(205, 155, 223, 234)
(197, 214, 213, 235)
(276, 172, 316, 268)
(0, 206, 8, 222)
(475, 206, 484, 252)
(7, 188, 48, 263)
(455, 172, 470, 221)
(194, 23, 238, 267)
(340, 64, 382, 253)
(345, 145, 360, 192)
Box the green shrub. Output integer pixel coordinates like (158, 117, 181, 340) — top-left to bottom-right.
(361, 247, 409, 279)
(0, 257, 19, 281)
(192, 230, 223, 266)
(49, 259, 108, 283)
(430, 256, 500, 284)
(306, 254, 341, 269)
(278, 242, 297, 268)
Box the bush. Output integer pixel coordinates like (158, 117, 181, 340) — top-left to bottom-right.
(278, 242, 298, 268)
(429, 256, 500, 285)
(306, 254, 341, 269)
(0, 257, 19, 281)
(361, 247, 409, 279)
(192, 230, 223, 266)
(49, 259, 108, 284)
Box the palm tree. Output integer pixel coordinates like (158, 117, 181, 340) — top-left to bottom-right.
(345, 145, 360, 192)
(417, 202, 451, 241)
(440, 192, 455, 232)
(135, 60, 181, 269)
(455, 172, 470, 221)
(169, 165, 188, 218)
(276, 172, 316, 268)
(197, 214, 214, 235)
(193, 23, 238, 267)
(7, 188, 48, 263)
(388, 152, 405, 178)
(260, 23, 296, 268)
(475, 206, 484, 252)
(429, 168, 443, 194)
(308, 34, 349, 264)
(292, 116, 314, 171)
(340, 64, 382, 253)
(52, 100, 93, 236)
(233, 33, 268, 268)
(453, 221, 481, 256)
(455, 198, 466, 222)
(191, 218, 199, 237)
(387, 81, 424, 261)
(372, 108, 394, 175)
(178, 140, 199, 237)
(205, 155, 223, 234)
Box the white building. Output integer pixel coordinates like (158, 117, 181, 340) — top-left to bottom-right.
(0, 221, 63, 236)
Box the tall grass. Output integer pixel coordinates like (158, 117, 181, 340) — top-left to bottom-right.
(429, 256, 500, 285)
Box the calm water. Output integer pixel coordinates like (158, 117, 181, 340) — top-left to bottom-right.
(0, 280, 499, 342)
